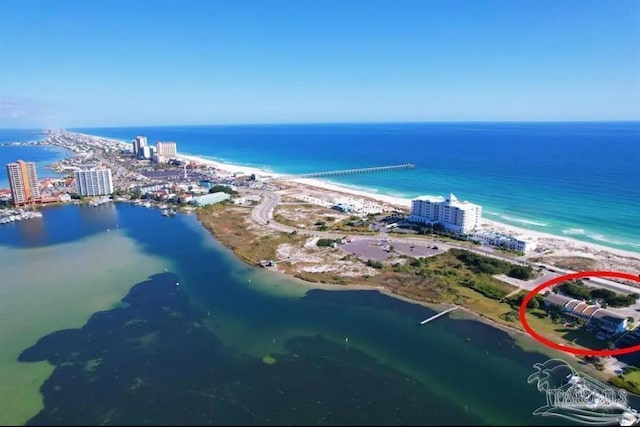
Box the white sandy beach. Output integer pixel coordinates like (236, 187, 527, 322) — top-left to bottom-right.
(82, 132, 640, 269)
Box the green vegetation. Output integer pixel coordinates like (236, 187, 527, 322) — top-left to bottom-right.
(556, 280, 639, 307)
(328, 218, 374, 234)
(611, 367, 640, 395)
(316, 238, 337, 247)
(273, 213, 299, 228)
(208, 185, 237, 195)
(459, 277, 511, 300)
(504, 290, 545, 310)
(524, 308, 608, 350)
(314, 221, 328, 231)
(450, 249, 535, 280)
(366, 259, 384, 269)
(261, 354, 277, 365)
(388, 249, 518, 303)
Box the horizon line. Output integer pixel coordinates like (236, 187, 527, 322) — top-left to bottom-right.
(2, 118, 640, 131)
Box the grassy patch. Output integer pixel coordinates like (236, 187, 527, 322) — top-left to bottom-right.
(532, 256, 599, 271)
(327, 218, 375, 234)
(273, 205, 345, 230)
(523, 309, 612, 351)
(197, 204, 304, 265)
(236, 233, 306, 264)
(610, 369, 640, 395)
(273, 213, 300, 228)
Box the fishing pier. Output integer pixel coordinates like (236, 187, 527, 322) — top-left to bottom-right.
(271, 163, 415, 181)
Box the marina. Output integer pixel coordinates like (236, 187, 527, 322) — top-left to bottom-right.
(0, 209, 43, 225)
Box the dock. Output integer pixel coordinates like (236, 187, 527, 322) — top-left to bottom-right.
(419, 306, 459, 325)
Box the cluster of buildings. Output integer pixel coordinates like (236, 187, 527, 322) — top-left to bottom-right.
(544, 293, 629, 336)
(408, 193, 482, 234)
(5, 159, 115, 207)
(132, 136, 178, 164)
(407, 193, 538, 253)
(134, 180, 231, 207)
(333, 197, 386, 215)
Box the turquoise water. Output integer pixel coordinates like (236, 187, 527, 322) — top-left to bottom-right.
(72, 122, 640, 253)
(1, 203, 582, 425)
(0, 129, 70, 187)
(2, 123, 639, 252)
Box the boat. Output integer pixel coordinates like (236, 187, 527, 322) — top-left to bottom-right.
(168, 208, 177, 216)
(161, 209, 169, 216)
(620, 411, 639, 426)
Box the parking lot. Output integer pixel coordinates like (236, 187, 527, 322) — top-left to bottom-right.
(340, 239, 392, 262)
(339, 238, 443, 262)
(390, 241, 443, 258)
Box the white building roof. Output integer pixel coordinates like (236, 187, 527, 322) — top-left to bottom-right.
(415, 195, 445, 203)
(415, 193, 480, 209)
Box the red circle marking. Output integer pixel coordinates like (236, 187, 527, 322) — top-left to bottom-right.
(519, 270, 640, 357)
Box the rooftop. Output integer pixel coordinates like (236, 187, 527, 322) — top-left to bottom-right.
(413, 192, 481, 209)
(544, 293, 574, 307)
(591, 309, 627, 323)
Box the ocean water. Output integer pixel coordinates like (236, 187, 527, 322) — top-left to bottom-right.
(0, 203, 583, 425)
(2, 123, 639, 253)
(0, 129, 70, 188)
(71, 122, 640, 253)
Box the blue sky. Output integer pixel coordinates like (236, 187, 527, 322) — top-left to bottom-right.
(0, 0, 639, 127)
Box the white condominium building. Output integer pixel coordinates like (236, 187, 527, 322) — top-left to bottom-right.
(74, 166, 114, 196)
(156, 141, 177, 159)
(408, 193, 482, 234)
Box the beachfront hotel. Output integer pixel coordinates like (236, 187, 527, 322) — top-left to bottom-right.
(74, 166, 114, 196)
(154, 141, 178, 163)
(408, 193, 482, 234)
(6, 160, 41, 206)
(157, 141, 177, 157)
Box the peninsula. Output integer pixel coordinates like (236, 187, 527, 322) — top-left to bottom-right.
(4, 129, 640, 393)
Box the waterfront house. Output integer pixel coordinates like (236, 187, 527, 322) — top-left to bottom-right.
(543, 293, 574, 310)
(589, 310, 628, 334)
(544, 293, 628, 334)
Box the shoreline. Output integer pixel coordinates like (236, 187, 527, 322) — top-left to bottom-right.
(208, 207, 616, 383)
(64, 130, 640, 261)
(178, 154, 640, 261)
(11, 131, 636, 391)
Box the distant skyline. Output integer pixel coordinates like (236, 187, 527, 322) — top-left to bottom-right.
(1, 0, 639, 128)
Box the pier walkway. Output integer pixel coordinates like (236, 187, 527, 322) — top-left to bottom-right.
(271, 163, 415, 180)
(419, 306, 459, 325)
